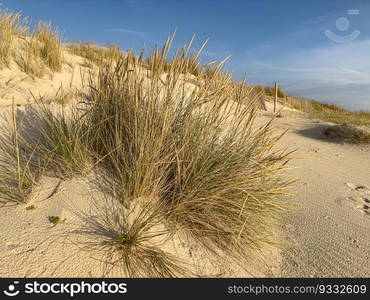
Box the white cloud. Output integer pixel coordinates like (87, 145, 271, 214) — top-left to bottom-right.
(244, 39, 370, 110)
(302, 16, 327, 26)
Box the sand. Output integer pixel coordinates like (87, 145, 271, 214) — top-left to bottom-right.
(0, 53, 369, 277)
(277, 115, 370, 277)
(260, 102, 370, 277)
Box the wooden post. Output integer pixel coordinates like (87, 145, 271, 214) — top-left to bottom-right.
(274, 81, 278, 113)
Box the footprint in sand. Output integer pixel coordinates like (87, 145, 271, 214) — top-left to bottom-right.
(336, 196, 370, 215)
(345, 183, 370, 194)
(340, 183, 370, 215)
(354, 197, 370, 215)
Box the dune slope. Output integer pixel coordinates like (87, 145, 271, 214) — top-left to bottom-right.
(269, 111, 370, 277)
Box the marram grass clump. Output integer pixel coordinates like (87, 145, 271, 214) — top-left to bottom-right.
(15, 103, 93, 179)
(0, 10, 29, 68)
(80, 36, 293, 274)
(0, 100, 92, 204)
(0, 13, 293, 274)
(31, 21, 64, 72)
(0, 10, 63, 77)
(324, 124, 370, 144)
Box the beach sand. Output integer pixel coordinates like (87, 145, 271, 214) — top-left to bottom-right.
(0, 55, 369, 277)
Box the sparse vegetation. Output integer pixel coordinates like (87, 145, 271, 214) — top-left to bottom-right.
(252, 84, 370, 143)
(0, 10, 63, 77)
(16, 21, 63, 77)
(0, 103, 40, 203)
(313, 109, 370, 129)
(26, 204, 37, 210)
(15, 51, 46, 79)
(67, 42, 123, 67)
(0, 10, 293, 276)
(0, 100, 91, 203)
(15, 102, 92, 179)
(49, 215, 65, 226)
(324, 124, 370, 144)
(31, 21, 64, 72)
(80, 38, 292, 274)
(79, 199, 190, 277)
(0, 10, 29, 68)
(142, 35, 231, 80)
(284, 96, 370, 141)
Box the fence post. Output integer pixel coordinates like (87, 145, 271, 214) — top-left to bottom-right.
(274, 81, 278, 113)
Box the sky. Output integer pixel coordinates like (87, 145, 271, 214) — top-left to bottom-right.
(1, 0, 370, 110)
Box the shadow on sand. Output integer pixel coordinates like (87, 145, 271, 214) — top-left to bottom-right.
(295, 124, 328, 140)
(294, 124, 345, 144)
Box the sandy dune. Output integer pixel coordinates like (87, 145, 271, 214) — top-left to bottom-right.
(265, 108, 370, 277)
(0, 168, 278, 277)
(0, 54, 369, 277)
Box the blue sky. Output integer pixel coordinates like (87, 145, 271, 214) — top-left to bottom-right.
(1, 0, 370, 110)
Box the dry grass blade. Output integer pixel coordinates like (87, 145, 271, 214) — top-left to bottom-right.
(15, 52, 46, 79)
(74, 196, 190, 277)
(0, 102, 40, 203)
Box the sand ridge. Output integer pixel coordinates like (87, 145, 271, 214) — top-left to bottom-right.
(0, 49, 369, 277)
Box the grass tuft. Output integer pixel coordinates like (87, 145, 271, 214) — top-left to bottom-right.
(31, 21, 63, 72)
(15, 51, 46, 78)
(284, 96, 370, 141)
(16, 102, 92, 179)
(81, 37, 293, 272)
(324, 124, 370, 144)
(68, 42, 123, 67)
(49, 215, 65, 226)
(26, 204, 37, 210)
(0, 10, 29, 68)
(0, 103, 40, 203)
(0, 15, 294, 275)
(77, 198, 190, 277)
(15, 20, 63, 77)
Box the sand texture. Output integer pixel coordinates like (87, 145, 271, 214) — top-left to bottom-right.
(0, 53, 369, 277)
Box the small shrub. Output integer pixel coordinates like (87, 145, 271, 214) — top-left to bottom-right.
(49, 215, 65, 226)
(324, 124, 370, 144)
(26, 205, 37, 210)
